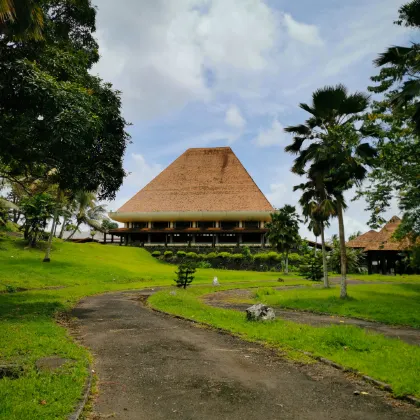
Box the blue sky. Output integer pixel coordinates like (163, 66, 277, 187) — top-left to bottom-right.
(92, 0, 412, 239)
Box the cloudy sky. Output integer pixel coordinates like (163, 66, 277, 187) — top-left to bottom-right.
(92, 0, 412, 240)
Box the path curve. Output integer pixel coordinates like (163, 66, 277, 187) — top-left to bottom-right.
(203, 289, 420, 346)
(72, 291, 418, 420)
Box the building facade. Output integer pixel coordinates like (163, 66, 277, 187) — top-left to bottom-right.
(108, 147, 274, 247)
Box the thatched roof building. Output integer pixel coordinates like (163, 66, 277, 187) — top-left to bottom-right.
(347, 216, 411, 274)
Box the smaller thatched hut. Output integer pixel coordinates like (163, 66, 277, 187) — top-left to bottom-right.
(346, 216, 411, 274)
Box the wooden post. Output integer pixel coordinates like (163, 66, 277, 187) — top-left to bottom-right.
(103, 233, 107, 244)
(119, 235, 123, 246)
(125, 234, 129, 246)
(367, 252, 372, 275)
(111, 234, 114, 244)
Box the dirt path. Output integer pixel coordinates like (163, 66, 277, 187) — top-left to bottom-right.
(203, 289, 420, 346)
(72, 292, 418, 420)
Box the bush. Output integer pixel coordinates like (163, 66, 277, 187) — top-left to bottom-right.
(206, 252, 217, 259)
(231, 253, 244, 261)
(5, 285, 17, 293)
(195, 261, 212, 269)
(151, 251, 161, 257)
(217, 252, 232, 259)
(186, 252, 198, 259)
(176, 250, 186, 258)
(288, 253, 302, 263)
(299, 253, 323, 281)
(266, 251, 279, 261)
(241, 246, 252, 260)
(197, 254, 207, 260)
(174, 263, 196, 289)
(163, 250, 173, 259)
(253, 253, 269, 262)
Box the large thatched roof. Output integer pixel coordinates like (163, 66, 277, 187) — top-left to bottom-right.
(347, 216, 411, 252)
(116, 147, 274, 213)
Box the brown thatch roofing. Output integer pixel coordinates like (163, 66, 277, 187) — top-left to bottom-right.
(117, 147, 274, 213)
(347, 216, 411, 252)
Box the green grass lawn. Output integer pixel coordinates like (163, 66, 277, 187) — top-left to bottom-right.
(347, 273, 420, 283)
(252, 284, 420, 328)
(148, 288, 420, 399)
(0, 236, 286, 420)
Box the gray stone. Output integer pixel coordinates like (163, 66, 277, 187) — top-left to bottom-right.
(169, 291, 177, 296)
(36, 356, 72, 372)
(246, 304, 275, 321)
(212, 277, 220, 286)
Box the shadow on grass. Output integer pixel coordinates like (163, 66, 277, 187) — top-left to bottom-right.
(0, 293, 65, 320)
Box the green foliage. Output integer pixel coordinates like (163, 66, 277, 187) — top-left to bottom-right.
(174, 263, 196, 289)
(185, 251, 198, 259)
(409, 246, 420, 273)
(197, 253, 207, 260)
(5, 284, 17, 293)
(329, 237, 366, 274)
(254, 287, 276, 298)
(299, 253, 323, 281)
(266, 251, 279, 261)
(163, 250, 173, 259)
(195, 261, 212, 269)
(21, 193, 55, 247)
(102, 219, 119, 231)
(206, 252, 217, 259)
(217, 252, 232, 259)
(253, 253, 269, 262)
(151, 251, 161, 257)
(241, 246, 252, 259)
(231, 253, 244, 261)
(176, 250, 186, 258)
(288, 253, 302, 263)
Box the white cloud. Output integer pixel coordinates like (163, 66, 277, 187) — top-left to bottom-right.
(92, 0, 278, 120)
(126, 153, 163, 188)
(225, 105, 246, 129)
(283, 13, 323, 46)
(253, 119, 287, 147)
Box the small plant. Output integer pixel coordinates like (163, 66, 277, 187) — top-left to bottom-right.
(299, 253, 323, 281)
(176, 250, 186, 258)
(186, 251, 198, 259)
(217, 252, 231, 259)
(5, 285, 17, 293)
(151, 251, 161, 257)
(164, 250, 173, 259)
(231, 253, 244, 261)
(174, 263, 196, 289)
(197, 253, 207, 260)
(195, 261, 212, 269)
(241, 246, 252, 259)
(206, 252, 217, 259)
(254, 287, 276, 298)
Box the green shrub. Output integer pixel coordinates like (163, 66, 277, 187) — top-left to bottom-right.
(176, 250, 186, 258)
(163, 250, 173, 259)
(299, 253, 323, 281)
(151, 251, 161, 257)
(241, 246, 252, 259)
(254, 253, 269, 262)
(5, 285, 17, 293)
(231, 253, 244, 261)
(206, 252, 217, 259)
(186, 252, 198, 259)
(266, 251, 278, 261)
(174, 263, 196, 289)
(288, 253, 302, 263)
(197, 254, 207, 260)
(217, 252, 232, 259)
(195, 261, 212, 269)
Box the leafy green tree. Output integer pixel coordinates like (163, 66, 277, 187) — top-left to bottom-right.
(21, 193, 55, 247)
(299, 253, 323, 281)
(285, 84, 376, 298)
(328, 235, 366, 274)
(66, 191, 106, 240)
(174, 263, 196, 289)
(295, 178, 335, 288)
(0, 0, 44, 40)
(102, 218, 119, 232)
(266, 205, 301, 274)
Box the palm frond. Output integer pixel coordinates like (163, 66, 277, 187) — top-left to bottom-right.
(284, 124, 311, 135)
(374, 46, 413, 67)
(284, 137, 306, 154)
(339, 92, 370, 115)
(299, 103, 317, 116)
(312, 84, 347, 117)
(0, 197, 19, 210)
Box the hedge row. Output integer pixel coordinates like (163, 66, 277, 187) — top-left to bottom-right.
(151, 250, 302, 263)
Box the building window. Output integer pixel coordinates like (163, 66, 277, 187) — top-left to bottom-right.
(132, 222, 148, 229)
(197, 221, 215, 229)
(153, 221, 169, 229)
(220, 221, 239, 230)
(174, 221, 191, 229)
(243, 221, 260, 229)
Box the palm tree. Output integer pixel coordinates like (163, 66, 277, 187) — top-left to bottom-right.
(266, 205, 301, 274)
(0, 197, 19, 225)
(0, 0, 44, 40)
(66, 191, 106, 241)
(285, 84, 376, 298)
(295, 178, 336, 288)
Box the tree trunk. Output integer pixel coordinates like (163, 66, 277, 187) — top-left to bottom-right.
(285, 250, 289, 274)
(58, 217, 67, 239)
(314, 236, 318, 256)
(43, 190, 61, 262)
(66, 222, 81, 241)
(321, 224, 329, 288)
(337, 203, 347, 298)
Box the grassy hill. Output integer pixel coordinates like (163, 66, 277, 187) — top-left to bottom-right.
(0, 236, 286, 420)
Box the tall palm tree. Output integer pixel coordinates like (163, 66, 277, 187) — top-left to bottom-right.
(266, 205, 301, 274)
(0, 0, 44, 40)
(295, 178, 336, 288)
(285, 84, 376, 298)
(66, 191, 106, 241)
